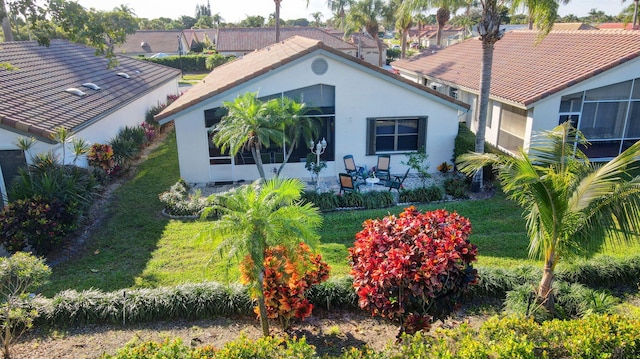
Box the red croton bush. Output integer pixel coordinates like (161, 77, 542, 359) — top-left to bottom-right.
(240, 243, 330, 331)
(349, 207, 478, 336)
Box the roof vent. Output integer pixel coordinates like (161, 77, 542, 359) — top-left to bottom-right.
(141, 41, 148, 47)
(117, 72, 130, 79)
(65, 88, 86, 97)
(311, 58, 328, 75)
(82, 82, 101, 91)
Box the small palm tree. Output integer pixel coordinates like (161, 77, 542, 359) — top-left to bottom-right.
(457, 122, 640, 313)
(201, 178, 322, 336)
(213, 92, 283, 179)
(50, 126, 71, 165)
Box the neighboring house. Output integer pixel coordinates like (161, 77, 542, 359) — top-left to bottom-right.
(115, 30, 190, 57)
(552, 23, 597, 31)
(392, 30, 640, 161)
(215, 27, 381, 67)
(598, 23, 640, 30)
(325, 29, 384, 66)
(410, 25, 465, 48)
(0, 39, 181, 205)
(155, 36, 469, 185)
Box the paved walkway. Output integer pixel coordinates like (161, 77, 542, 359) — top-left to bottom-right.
(192, 173, 452, 197)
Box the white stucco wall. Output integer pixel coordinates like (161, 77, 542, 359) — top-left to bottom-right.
(0, 78, 180, 167)
(170, 51, 465, 184)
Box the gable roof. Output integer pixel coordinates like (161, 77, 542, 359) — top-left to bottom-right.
(156, 36, 468, 122)
(392, 30, 640, 107)
(552, 22, 597, 31)
(115, 30, 186, 55)
(0, 39, 180, 141)
(216, 27, 357, 52)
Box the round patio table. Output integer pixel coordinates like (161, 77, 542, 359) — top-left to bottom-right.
(365, 177, 380, 187)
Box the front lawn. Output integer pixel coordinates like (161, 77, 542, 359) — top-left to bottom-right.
(42, 130, 640, 295)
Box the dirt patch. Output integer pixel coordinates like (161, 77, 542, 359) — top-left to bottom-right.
(11, 309, 492, 359)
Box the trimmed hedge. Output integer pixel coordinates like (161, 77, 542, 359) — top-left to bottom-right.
(141, 53, 234, 72)
(28, 255, 640, 328)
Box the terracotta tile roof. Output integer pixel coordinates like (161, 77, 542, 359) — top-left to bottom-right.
(392, 30, 640, 106)
(156, 36, 468, 122)
(215, 27, 356, 52)
(324, 30, 380, 49)
(598, 23, 640, 30)
(0, 39, 180, 141)
(552, 23, 597, 31)
(115, 30, 185, 55)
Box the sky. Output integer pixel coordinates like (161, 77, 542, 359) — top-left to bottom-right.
(75, 0, 629, 24)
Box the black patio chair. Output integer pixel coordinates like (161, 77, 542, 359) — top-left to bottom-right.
(343, 155, 364, 179)
(376, 154, 391, 181)
(386, 168, 410, 191)
(339, 173, 362, 194)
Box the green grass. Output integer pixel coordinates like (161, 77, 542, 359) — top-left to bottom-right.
(42, 130, 640, 296)
(178, 72, 208, 85)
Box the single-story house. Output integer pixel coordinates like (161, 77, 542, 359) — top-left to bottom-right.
(392, 29, 640, 161)
(0, 39, 181, 205)
(155, 36, 469, 185)
(115, 30, 190, 57)
(215, 27, 381, 67)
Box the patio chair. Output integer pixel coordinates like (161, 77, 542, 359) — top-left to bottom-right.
(339, 173, 362, 194)
(343, 155, 364, 179)
(385, 168, 410, 191)
(376, 154, 391, 181)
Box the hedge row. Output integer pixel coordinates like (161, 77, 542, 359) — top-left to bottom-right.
(29, 255, 640, 328)
(141, 54, 233, 72)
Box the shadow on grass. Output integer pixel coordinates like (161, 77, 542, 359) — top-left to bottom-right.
(42, 131, 180, 296)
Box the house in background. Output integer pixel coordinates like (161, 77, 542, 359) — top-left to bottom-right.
(392, 30, 640, 161)
(114, 30, 190, 57)
(215, 27, 381, 67)
(0, 39, 181, 205)
(155, 36, 468, 185)
(410, 25, 465, 48)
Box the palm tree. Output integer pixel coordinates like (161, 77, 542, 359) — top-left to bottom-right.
(622, 0, 639, 27)
(311, 11, 324, 26)
(274, 0, 310, 42)
(457, 122, 640, 312)
(201, 177, 322, 336)
(213, 92, 284, 179)
(511, 0, 569, 31)
(347, 0, 386, 66)
(267, 97, 321, 176)
(50, 126, 71, 165)
(403, 0, 467, 47)
(327, 0, 353, 30)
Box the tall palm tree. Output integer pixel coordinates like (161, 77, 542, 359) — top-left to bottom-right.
(511, 0, 568, 31)
(202, 177, 322, 336)
(396, 8, 413, 58)
(457, 122, 640, 312)
(327, 0, 353, 30)
(403, 0, 467, 47)
(310, 11, 324, 26)
(274, 0, 310, 42)
(213, 92, 283, 179)
(347, 0, 386, 66)
(622, 0, 639, 27)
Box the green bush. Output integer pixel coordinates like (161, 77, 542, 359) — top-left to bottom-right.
(301, 191, 339, 212)
(141, 54, 234, 72)
(443, 175, 469, 199)
(308, 276, 358, 311)
(0, 197, 77, 254)
(159, 179, 209, 217)
(102, 338, 191, 359)
(109, 125, 148, 172)
(399, 185, 444, 203)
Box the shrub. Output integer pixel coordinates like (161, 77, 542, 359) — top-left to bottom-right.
(0, 197, 77, 254)
(401, 147, 430, 186)
(301, 191, 339, 212)
(103, 337, 191, 359)
(145, 102, 167, 123)
(109, 125, 148, 173)
(349, 207, 478, 336)
(453, 122, 477, 164)
(205, 53, 234, 70)
(0, 253, 51, 359)
(443, 175, 469, 199)
(308, 276, 358, 311)
(360, 190, 394, 209)
(239, 243, 330, 331)
(399, 185, 444, 203)
(437, 162, 452, 173)
(210, 334, 316, 358)
(338, 191, 364, 208)
(87, 143, 116, 174)
(158, 179, 209, 217)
